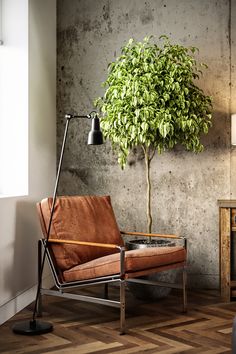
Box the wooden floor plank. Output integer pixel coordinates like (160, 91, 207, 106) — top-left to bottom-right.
(0, 287, 234, 353)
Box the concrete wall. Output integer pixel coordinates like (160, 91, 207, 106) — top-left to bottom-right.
(57, 0, 236, 288)
(0, 0, 56, 324)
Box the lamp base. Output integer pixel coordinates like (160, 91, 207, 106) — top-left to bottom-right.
(12, 320, 53, 335)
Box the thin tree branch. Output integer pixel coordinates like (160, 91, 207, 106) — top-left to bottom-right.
(141, 144, 146, 155)
(149, 148, 156, 161)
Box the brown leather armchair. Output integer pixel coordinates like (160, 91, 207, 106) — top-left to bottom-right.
(37, 195, 187, 334)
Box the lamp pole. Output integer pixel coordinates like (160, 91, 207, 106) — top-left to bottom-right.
(12, 112, 103, 335)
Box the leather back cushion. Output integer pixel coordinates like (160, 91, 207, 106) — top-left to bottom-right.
(38, 195, 124, 271)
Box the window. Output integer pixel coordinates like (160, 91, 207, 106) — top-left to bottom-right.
(0, 0, 3, 45)
(0, 0, 28, 197)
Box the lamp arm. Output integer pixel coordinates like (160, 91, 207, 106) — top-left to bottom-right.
(46, 109, 97, 236)
(65, 114, 89, 119)
(32, 116, 72, 322)
(47, 117, 70, 237)
(32, 110, 98, 321)
(12, 110, 102, 334)
(65, 111, 97, 120)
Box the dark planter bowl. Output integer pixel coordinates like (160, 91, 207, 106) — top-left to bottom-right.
(126, 238, 175, 249)
(126, 238, 177, 300)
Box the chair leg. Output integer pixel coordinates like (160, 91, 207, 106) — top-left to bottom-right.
(120, 280, 126, 335)
(183, 266, 187, 313)
(104, 283, 109, 299)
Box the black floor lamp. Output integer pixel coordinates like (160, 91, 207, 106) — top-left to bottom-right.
(12, 111, 103, 335)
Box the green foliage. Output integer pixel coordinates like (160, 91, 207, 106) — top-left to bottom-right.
(95, 36, 212, 168)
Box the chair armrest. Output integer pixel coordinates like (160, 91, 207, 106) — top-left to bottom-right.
(47, 238, 121, 250)
(120, 230, 183, 239)
(47, 238, 126, 277)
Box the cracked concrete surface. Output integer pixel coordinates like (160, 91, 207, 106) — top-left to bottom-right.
(57, 0, 236, 288)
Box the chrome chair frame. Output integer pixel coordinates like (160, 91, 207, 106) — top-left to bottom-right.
(38, 232, 187, 334)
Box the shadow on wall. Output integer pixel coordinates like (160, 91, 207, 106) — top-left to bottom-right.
(3, 200, 40, 309)
(200, 110, 230, 150)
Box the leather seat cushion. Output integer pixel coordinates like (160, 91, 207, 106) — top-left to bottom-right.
(63, 246, 186, 282)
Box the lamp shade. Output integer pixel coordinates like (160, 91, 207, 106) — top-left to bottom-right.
(88, 116, 103, 145)
(232, 114, 236, 145)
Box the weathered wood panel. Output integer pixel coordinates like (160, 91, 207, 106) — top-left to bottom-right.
(0, 287, 234, 353)
(220, 207, 231, 302)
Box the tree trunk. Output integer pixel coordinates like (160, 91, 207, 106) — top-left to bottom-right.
(144, 148, 152, 234)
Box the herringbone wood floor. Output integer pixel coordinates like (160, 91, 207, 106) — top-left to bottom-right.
(0, 286, 235, 353)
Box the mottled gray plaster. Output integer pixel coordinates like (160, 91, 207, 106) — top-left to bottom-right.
(57, 0, 234, 288)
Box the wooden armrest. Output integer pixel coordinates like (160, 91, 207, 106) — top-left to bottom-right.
(120, 230, 184, 240)
(47, 238, 121, 250)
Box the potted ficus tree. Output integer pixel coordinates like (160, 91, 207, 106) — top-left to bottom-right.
(95, 36, 212, 298)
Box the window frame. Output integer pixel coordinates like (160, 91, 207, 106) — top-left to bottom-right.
(0, 0, 3, 45)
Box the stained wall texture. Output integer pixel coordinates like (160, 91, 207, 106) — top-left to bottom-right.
(57, 0, 236, 288)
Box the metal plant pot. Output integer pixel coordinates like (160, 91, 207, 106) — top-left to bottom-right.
(126, 239, 177, 300)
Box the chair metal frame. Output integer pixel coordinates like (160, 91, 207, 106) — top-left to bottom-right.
(38, 231, 187, 334)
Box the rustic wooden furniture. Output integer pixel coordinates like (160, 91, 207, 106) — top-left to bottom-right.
(219, 200, 236, 301)
(37, 195, 187, 334)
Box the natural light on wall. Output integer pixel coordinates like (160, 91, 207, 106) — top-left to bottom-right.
(0, 0, 3, 45)
(0, 0, 28, 197)
(232, 114, 236, 146)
